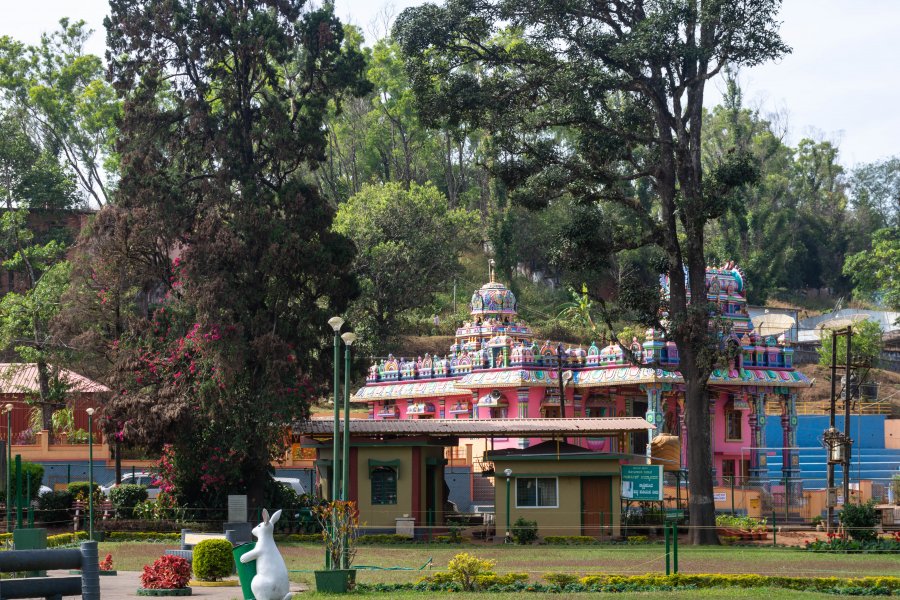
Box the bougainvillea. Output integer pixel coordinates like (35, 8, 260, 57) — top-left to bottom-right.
(140, 555, 191, 589)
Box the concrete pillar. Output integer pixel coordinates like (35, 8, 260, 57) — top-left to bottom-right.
(748, 393, 767, 483)
(781, 392, 799, 495)
(641, 384, 664, 460)
(517, 387, 529, 449)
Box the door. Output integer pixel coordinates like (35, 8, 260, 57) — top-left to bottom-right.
(581, 477, 611, 537)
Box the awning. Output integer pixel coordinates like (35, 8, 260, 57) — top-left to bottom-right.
(296, 417, 654, 439)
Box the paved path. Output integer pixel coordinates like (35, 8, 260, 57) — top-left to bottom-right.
(49, 570, 307, 599)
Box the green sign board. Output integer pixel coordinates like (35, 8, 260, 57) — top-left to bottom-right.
(621, 464, 663, 501)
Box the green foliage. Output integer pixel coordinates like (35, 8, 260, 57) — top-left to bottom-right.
(805, 535, 900, 553)
(104, 531, 181, 542)
(333, 181, 478, 351)
(109, 484, 149, 519)
(67, 480, 102, 503)
(36, 489, 73, 525)
(542, 536, 597, 545)
(839, 501, 878, 541)
(0, 19, 120, 205)
(511, 517, 538, 545)
(543, 573, 578, 587)
(47, 531, 88, 547)
(356, 534, 414, 544)
(192, 538, 234, 581)
(98, 0, 369, 510)
(7, 460, 43, 499)
(818, 320, 884, 371)
(844, 227, 900, 310)
(446, 552, 496, 591)
(313, 501, 359, 568)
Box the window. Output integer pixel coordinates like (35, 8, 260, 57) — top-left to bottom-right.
(721, 459, 736, 483)
(371, 467, 397, 505)
(516, 477, 558, 508)
(725, 403, 743, 441)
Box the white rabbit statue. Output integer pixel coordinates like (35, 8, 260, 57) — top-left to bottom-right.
(240, 508, 292, 600)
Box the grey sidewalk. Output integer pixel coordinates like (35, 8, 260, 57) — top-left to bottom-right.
(49, 570, 307, 599)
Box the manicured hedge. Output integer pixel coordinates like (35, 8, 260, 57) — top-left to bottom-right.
(105, 532, 181, 542)
(543, 536, 597, 545)
(47, 531, 89, 547)
(192, 539, 234, 581)
(110, 484, 149, 519)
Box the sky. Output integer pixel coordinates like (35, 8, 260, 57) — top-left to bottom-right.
(1, 0, 897, 167)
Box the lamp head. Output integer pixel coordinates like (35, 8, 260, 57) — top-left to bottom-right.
(4, 403, 12, 412)
(504, 468, 512, 478)
(327, 316, 345, 332)
(86, 407, 95, 416)
(341, 332, 357, 346)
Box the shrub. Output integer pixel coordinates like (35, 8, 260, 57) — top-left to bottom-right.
(476, 573, 529, 587)
(356, 534, 414, 544)
(543, 536, 597, 545)
(36, 490, 73, 526)
(105, 532, 181, 542)
(140, 555, 191, 590)
(100, 554, 114, 571)
(109, 484, 149, 519)
(543, 573, 579, 586)
(67, 481, 102, 503)
(627, 535, 649, 544)
(840, 501, 878, 541)
(47, 531, 88, 547)
(447, 552, 496, 591)
(7, 460, 44, 499)
(193, 539, 234, 581)
(511, 517, 538, 545)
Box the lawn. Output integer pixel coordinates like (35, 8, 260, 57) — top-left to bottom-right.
(97, 541, 900, 588)
(302, 590, 859, 600)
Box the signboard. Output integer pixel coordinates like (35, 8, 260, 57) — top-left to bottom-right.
(714, 492, 727, 502)
(228, 494, 248, 523)
(621, 464, 663, 501)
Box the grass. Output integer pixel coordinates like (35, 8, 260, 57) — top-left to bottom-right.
(303, 589, 851, 599)
(96, 541, 900, 588)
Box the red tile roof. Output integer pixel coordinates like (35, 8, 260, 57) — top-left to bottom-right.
(0, 363, 109, 394)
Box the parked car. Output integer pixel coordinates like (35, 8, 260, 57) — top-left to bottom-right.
(100, 472, 161, 499)
(39, 485, 52, 496)
(274, 477, 306, 495)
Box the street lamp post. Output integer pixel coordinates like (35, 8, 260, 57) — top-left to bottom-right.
(340, 332, 356, 569)
(4, 403, 12, 533)
(86, 407, 95, 542)
(326, 316, 344, 570)
(504, 468, 513, 543)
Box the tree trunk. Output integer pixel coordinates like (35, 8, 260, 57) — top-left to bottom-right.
(36, 361, 54, 438)
(682, 361, 719, 544)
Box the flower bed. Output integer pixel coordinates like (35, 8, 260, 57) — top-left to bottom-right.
(805, 531, 900, 553)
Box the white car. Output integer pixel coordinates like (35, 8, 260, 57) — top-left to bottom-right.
(100, 472, 161, 499)
(274, 477, 306, 495)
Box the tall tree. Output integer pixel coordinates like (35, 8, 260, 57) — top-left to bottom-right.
(395, 0, 789, 543)
(0, 19, 119, 206)
(333, 181, 477, 350)
(0, 109, 80, 432)
(98, 0, 368, 507)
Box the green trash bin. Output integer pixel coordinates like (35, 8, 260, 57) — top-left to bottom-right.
(13, 528, 48, 576)
(232, 542, 257, 600)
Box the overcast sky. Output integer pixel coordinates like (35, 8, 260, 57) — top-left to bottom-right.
(2, 0, 897, 167)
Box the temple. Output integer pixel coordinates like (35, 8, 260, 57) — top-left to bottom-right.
(352, 263, 811, 493)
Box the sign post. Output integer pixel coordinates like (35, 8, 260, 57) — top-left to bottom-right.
(621, 465, 663, 501)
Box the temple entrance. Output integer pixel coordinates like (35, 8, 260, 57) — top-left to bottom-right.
(581, 476, 612, 537)
(425, 464, 439, 531)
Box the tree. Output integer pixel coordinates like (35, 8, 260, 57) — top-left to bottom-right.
(843, 227, 900, 311)
(848, 157, 900, 233)
(0, 110, 80, 432)
(0, 19, 119, 206)
(97, 0, 369, 507)
(333, 182, 477, 349)
(818, 319, 883, 372)
(394, 0, 789, 543)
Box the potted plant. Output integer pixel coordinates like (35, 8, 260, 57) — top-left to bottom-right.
(313, 500, 358, 593)
(138, 554, 192, 596)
